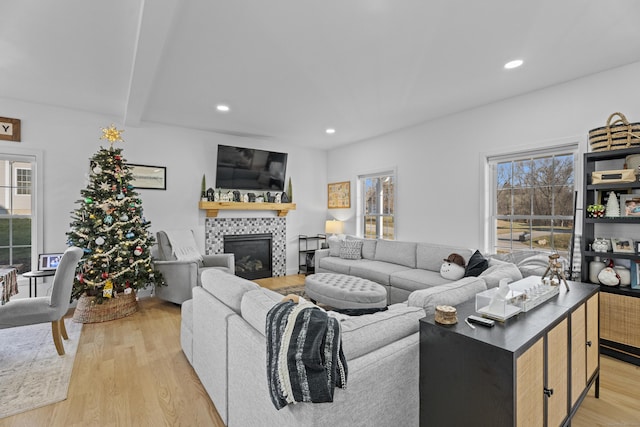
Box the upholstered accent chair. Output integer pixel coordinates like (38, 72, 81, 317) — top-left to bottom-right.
(152, 230, 235, 304)
(0, 246, 84, 355)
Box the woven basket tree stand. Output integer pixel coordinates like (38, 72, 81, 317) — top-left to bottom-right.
(73, 291, 138, 323)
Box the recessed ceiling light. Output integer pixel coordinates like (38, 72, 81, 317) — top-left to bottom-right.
(326, 128, 336, 134)
(216, 104, 230, 112)
(504, 59, 524, 70)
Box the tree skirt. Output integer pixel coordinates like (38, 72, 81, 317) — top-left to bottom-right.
(73, 291, 138, 323)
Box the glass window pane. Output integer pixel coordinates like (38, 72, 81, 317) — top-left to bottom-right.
(496, 220, 513, 251)
(496, 189, 511, 215)
(364, 178, 378, 215)
(382, 177, 394, 215)
(512, 188, 531, 215)
(0, 217, 8, 246)
(512, 160, 530, 188)
(364, 215, 378, 239)
(553, 185, 575, 216)
(532, 186, 552, 216)
(0, 247, 9, 267)
(12, 217, 31, 245)
(382, 216, 394, 240)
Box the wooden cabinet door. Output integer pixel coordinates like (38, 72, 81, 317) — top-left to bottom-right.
(546, 318, 569, 427)
(571, 303, 587, 407)
(586, 294, 599, 379)
(517, 338, 544, 427)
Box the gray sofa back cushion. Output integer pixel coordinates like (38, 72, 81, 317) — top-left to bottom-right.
(241, 288, 283, 336)
(339, 303, 424, 360)
(347, 236, 377, 259)
(416, 243, 473, 272)
(375, 240, 417, 268)
(201, 269, 260, 314)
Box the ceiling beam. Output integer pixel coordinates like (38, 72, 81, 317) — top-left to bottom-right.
(123, 0, 181, 127)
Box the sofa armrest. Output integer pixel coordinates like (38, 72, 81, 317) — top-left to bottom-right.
(202, 253, 236, 275)
(314, 248, 330, 271)
(407, 277, 487, 316)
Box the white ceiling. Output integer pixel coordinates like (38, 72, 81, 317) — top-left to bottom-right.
(2, 0, 640, 149)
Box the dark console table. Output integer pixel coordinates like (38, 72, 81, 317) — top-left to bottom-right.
(419, 281, 599, 427)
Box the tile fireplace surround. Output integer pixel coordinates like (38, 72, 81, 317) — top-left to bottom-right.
(204, 217, 287, 277)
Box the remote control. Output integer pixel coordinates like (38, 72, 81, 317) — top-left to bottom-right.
(467, 315, 495, 327)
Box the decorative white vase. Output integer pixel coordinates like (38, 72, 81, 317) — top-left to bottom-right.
(589, 258, 606, 283)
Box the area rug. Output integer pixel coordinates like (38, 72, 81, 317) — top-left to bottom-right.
(272, 284, 308, 298)
(0, 320, 82, 419)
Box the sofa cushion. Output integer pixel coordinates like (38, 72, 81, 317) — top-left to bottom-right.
(319, 257, 371, 275)
(350, 260, 413, 286)
(338, 303, 424, 360)
(464, 250, 489, 277)
(240, 288, 283, 336)
(407, 276, 487, 316)
(390, 269, 452, 293)
(479, 258, 523, 288)
(347, 236, 377, 260)
(201, 269, 260, 313)
(328, 238, 343, 256)
(375, 240, 417, 268)
(416, 244, 473, 272)
(340, 239, 363, 260)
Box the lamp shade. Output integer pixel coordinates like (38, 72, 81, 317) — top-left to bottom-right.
(325, 220, 344, 235)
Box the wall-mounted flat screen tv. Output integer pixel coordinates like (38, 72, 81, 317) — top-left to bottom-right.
(215, 144, 288, 191)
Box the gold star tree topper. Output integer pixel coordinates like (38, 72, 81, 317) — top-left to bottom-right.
(100, 124, 124, 146)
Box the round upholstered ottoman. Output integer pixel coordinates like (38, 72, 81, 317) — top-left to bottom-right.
(305, 273, 387, 309)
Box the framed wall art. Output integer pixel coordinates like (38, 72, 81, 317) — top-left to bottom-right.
(128, 164, 166, 190)
(0, 117, 21, 142)
(328, 181, 350, 209)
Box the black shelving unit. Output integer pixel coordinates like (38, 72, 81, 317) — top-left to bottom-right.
(298, 234, 326, 275)
(581, 146, 640, 365)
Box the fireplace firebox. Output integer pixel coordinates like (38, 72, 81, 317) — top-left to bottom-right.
(224, 233, 273, 280)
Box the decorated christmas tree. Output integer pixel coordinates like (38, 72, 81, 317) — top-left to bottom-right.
(67, 125, 163, 303)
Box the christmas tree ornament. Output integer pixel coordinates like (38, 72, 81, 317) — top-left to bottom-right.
(103, 280, 114, 298)
(95, 236, 105, 245)
(120, 214, 129, 221)
(104, 215, 113, 224)
(117, 192, 124, 200)
(100, 124, 124, 146)
(134, 246, 143, 256)
(101, 272, 109, 279)
(126, 231, 134, 239)
(85, 197, 93, 204)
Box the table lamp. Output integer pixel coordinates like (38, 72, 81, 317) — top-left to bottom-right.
(325, 220, 344, 239)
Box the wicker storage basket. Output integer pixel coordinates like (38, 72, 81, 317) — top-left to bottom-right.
(73, 291, 138, 323)
(589, 112, 640, 152)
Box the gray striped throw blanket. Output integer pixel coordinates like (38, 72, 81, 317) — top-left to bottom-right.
(266, 300, 348, 410)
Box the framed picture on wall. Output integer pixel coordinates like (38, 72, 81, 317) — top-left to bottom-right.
(128, 164, 167, 190)
(328, 181, 350, 209)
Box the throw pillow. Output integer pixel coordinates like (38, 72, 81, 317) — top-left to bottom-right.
(464, 250, 489, 277)
(339, 240, 363, 260)
(328, 238, 342, 257)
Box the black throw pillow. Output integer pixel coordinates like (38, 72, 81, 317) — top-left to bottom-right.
(464, 250, 489, 277)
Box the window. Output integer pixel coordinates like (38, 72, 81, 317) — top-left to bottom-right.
(489, 146, 577, 257)
(16, 168, 31, 195)
(0, 157, 34, 272)
(359, 171, 395, 239)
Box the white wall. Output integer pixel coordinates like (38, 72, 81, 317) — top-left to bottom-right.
(327, 61, 640, 251)
(0, 99, 328, 277)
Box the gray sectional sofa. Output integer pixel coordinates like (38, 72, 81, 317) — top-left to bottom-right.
(315, 236, 523, 305)
(183, 269, 433, 427)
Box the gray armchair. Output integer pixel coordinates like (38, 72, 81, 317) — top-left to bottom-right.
(0, 246, 83, 355)
(152, 230, 235, 304)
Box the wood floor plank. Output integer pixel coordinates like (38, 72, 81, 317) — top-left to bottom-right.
(1, 275, 638, 426)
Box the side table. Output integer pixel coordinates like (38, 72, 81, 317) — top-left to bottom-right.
(22, 270, 56, 297)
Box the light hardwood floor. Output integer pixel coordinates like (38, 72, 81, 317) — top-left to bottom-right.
(1, 275, 639, 427)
